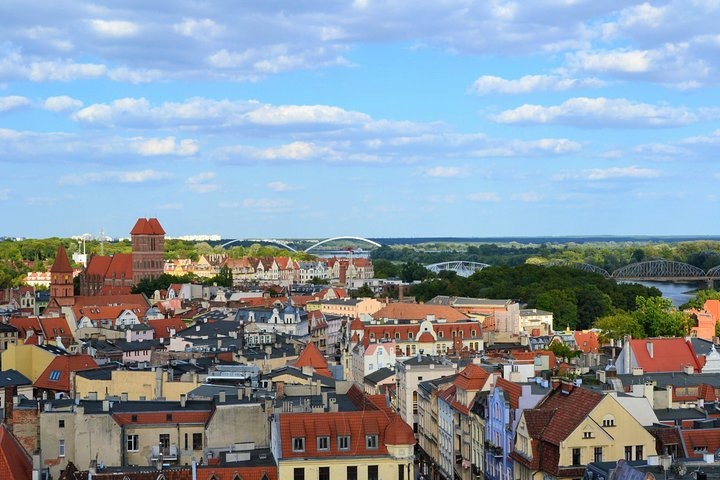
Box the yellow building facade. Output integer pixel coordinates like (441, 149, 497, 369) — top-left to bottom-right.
(1, 343, 56, 382)
(75, 369, 200, 401)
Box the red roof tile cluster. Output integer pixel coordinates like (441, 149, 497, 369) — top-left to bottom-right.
(279, 409, 412, 459)
(34, 355, 99, 392)
(512, 350, 557, 367)
(148, 317, 187, 339)
(453, 364, 490, 392)
(384, 413, 416, 445)
(495, 377, 523, 410)
(681, 428, 720, 459)
(630, 338, 702, 373)
(39, 316, 74, 345)
(50, 245, 73, 273)
(130, 217, 165, 235)
(73, 294, 150, 309)
(372, 303, 469, 322)
(0, 424, 32, 480)
(293, 343, 332, 378)
(9, 316, 42, 339)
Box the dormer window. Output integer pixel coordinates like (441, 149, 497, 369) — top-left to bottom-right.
(317, 436, 329, 451)
(408, 332, 414, 340)
(366, 434, 378, 449)
(292, 437, 305, 452)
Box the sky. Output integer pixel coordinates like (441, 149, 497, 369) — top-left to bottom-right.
(1, 1, 720, 239)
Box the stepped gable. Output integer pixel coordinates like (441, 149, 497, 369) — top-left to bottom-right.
(146, 217, 165, 235)
(130, 217, 166, 235)
(50, 245, 73, 273)
(294, 342, 332, 378)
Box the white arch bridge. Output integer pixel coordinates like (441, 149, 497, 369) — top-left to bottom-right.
(425, 261, 491, 277)
(221, 236, 382, 253)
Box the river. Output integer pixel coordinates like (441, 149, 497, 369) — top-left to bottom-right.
(618, 280, 702, 308)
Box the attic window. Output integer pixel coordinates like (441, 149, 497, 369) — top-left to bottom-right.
(131, 415, 138, 422)
(166, 414, 172, 421)
(602, 416, 615, 427)
(583, 431, 593, 439)
(49, 370, 61, 381)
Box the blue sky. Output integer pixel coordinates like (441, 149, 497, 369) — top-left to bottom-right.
(1, 1, 719, 239)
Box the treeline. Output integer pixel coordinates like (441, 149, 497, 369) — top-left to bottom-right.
(409, 264, 661, 330)
(371, 241, 720, 272)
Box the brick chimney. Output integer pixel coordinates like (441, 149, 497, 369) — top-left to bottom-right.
(551, 377, 561, 390)
(339, 261, 348, 286)
(276, 381, 285, 400)
(560, 378, 575, 395)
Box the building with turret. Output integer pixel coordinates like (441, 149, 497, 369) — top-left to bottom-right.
(44, 245, 75, 315)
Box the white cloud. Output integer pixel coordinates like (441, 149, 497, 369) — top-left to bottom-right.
(555, 166, 661, 181)
(133, 137, 199, 156)
(469, 74, 604, 95)
(468, 192, 500, 202)
(492, 97, 697, 128)
(512, 192, 542, 202)
(245, 104, 370, 126)
(43, 96, 83, 112)
(58, 169, 171, 185)
(173, 18, 223, 38)
(90, 19, 139, 37)
(242, 198, 291, 213)
(267, 181, 297, 192)
(187, 171, 218, 193)
(0, 96, 30, 112)
(423, 166, 466, 178)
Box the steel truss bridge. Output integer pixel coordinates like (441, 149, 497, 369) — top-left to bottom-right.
(425, 261, 490, 277)
(221, 236, 382, 253)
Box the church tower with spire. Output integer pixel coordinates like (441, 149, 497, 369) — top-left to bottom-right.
(46, 245, 75, 314)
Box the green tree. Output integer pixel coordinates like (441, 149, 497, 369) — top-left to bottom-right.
(400, 261, 431, 283)
(547, 341, 578, 363)
(352, 284, 375, 298)
(634, 296, 690, 337)
(594, 311, 646, 342)
(208, 265, 233, 287)
(680, 289, 720, 310)
(536, 289, 578, 329)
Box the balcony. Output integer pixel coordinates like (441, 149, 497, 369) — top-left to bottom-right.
(150, 445, 179, 461)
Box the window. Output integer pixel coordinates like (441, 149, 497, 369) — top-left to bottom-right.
(292, 437, 305, 452)
(59, 420, 65, 428)
(636, 445, 643, 460)
(347, 466, 358, 480)
(193, 433, 203, 450)
(366, 434, 378, 449)
(408, 332, 414, 339)
(338, 435, 350, 450)
(317, 436, 329, 451)
(438, 331, 444, 338)
(594, 447, 603, 463)
(625, 446, 633, 461)
(602, 416, 615, 427)
(49, 370, 61, 381)
(583, 431, 593, 439)
(395, 332, 400, 339)
(127, 434, 139, 451)
(293, 467, 304, 480)
(59, 439, 65, 457)
(319, 467, 330, 480)
(399, 464, 405, 480)
(368, 465, 379, 480)
(572, 448, 581, 466)
(131, 415, 138, 422)
(159, 434, 170, 449)
(166, 414, 173, 421)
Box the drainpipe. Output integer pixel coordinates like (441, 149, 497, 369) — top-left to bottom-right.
(191, 458, 197, 480)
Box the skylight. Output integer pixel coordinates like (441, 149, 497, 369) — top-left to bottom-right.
(49, 370, 61, 381)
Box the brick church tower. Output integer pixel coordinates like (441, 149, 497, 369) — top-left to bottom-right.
(49, 245, 75, 309)
(131, 218, 165, 284)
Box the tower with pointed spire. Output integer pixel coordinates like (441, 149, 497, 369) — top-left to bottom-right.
(47, 245, 75, 313)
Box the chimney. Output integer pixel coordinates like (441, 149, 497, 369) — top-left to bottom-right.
(623, 334, 632, 374)
(180, 394, 187, 408)
(275, 381, 285, 400)
(551, 377, 561, 390)
(560, 378, 574, 395)
(32, 451, 42, 480)
(398, 285, 404, 302)
(218, 391, 226, 404)
(102, 400, 110, 412)
(339, 262, 347, 286)
(120, 392, 128, 402)
(646, 341, 654, 358)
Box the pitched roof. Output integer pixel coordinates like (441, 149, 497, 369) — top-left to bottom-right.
(105, 253, 133, 280)
(0, 424, 32, 480)
(630, 338, 702, 373)
(73, 294, 150, 308)
(453, 364, 490, 392)
(130, 217, 165, 235)
(39, 316, 73, 344)
(372, 303, 469, 322)
(34, 354, 99, 392)
(384, 414, 415, 445)
(681, 427, 720, 459)
(0, 369, 32, 388)
(495, 377, 523, 410)
(294, 343, 332, 378)
(51, 245, 73, 273)
(85, 255, 112, 276)
(148, 317, 187, 339)
(9, 316, 42, 338)
(530, 385, 603, 445)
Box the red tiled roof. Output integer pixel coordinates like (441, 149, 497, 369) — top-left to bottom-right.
(105, 253, 133, 280)
(113, 411, 210, 426)
(495, 377, 523, 410)
(0, 424, 32, 480)
(85, 255, 112, 276)
(34, 355, 99, 392)
(417, 331, 435, 342)
(279, 409, 411, 458)
(681, 428, 720, 459)
(530, 385, 602, 445)
(9, 316, 42, 339)
(294, 343, 332, 378)
(51, 245, 73, 273)
(73, 294, 150, 308)
(512, 350, 557, 367)
(372, 303, 469, 322)
(350, 317, 364, 330)
(148, 317, 187, 339)
(574, 330, 599, 353)
(74, 304, 147, 323)
(453, 364, 490, 392)
(130, 217, 165, 235)
(630, 338, 702, 373)
(39, 316, 74, 345)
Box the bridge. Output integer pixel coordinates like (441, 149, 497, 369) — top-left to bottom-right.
(220, 236, 383, 254)
(425, 261, 490, 277)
